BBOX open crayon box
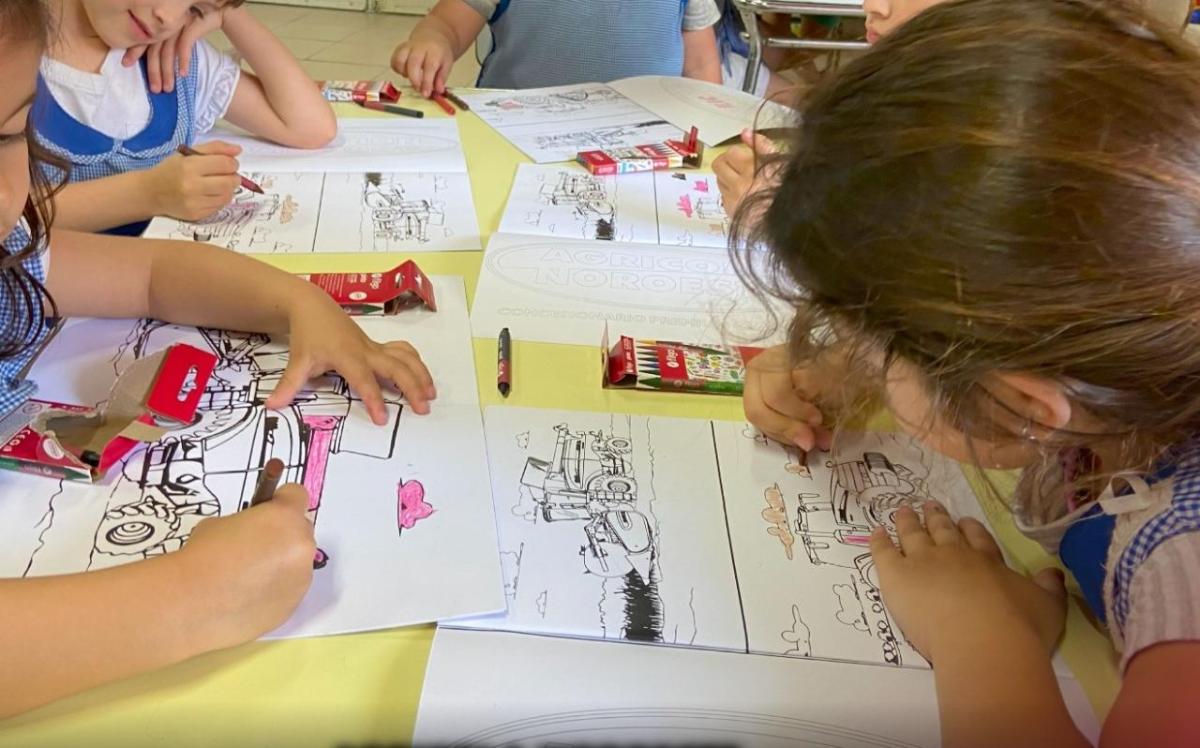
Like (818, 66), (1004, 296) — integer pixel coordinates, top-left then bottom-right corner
(601, 327), (764, 395)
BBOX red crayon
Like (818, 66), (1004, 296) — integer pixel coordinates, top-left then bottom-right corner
(176, 144), (264, 194)
(431, 92), (456, 116)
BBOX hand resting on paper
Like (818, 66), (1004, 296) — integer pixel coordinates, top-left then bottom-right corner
(267, 288), (437, 423)
(177, 483), (316, 647)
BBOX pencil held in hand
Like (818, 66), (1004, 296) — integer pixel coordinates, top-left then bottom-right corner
(176, 144), (264, 194)
(250, 458), (286, 507)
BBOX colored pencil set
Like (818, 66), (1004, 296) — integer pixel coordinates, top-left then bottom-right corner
(602, 330), (764, 395)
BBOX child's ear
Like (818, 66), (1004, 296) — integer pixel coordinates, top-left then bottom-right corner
(992, 372), (1073, 434)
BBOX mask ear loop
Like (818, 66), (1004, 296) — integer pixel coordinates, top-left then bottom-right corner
(1097, 472), (1156, 516)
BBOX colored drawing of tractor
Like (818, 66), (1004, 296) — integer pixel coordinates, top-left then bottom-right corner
(520, 424), (654, 580)
(793, 451), (931, 665)
(540, 172), (616, 241)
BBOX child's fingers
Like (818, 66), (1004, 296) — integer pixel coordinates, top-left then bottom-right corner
(266, 483), (313, 516)
(146, 42), (164, 93)
(762, 386), (823, 426)
(341, 364), (389, 426)
(371, 354), (430, 415)
(123, 46), (147, 66)
(958, 517), (1004, 563)
(868, 525), (902, 568)
(178, 36), (195, 78)
(382, 340), (436, 398)
(193, 154), (241, 177)
(265, 360), (315, 412)
(391, 45), (411, 75)
(405, 50), (428, 94)
(191, 140), (243, 158)
(922, 501), (962, 546)
(748, 132), (777, 156)
(158, 36), (177, 93)
(199, 174), (240, 199)
(893, 505), (932, 555)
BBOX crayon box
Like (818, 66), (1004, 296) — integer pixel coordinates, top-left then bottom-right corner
(303, 260), (437, 316)
(602, 329), (764, 395)
(577, 128), (704, 176)
(0, 344), (217, 482)
(320, 80), (401, 104)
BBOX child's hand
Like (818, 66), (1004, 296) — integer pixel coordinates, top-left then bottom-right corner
(145, 141), (243, 221)
(744, 344), (833, 451)
(391, 37), (454, 98)
(714, 129), (779, 216)
(870, 502), (1068, 663)
(176, 483), (315, 648)
(121, 8), (228, 94)
(266, 290), (436, 423)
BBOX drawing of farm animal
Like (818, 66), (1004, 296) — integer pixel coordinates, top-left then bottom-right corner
(540, 172), (616, 241)
(792, 451), (932, 665)
(93, 321), (405, 570)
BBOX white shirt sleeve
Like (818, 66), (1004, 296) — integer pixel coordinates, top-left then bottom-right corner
(1121, 531), (1200, 670)
(462, 0), (499, 20)
(684, 0), (722, 30)
(190, 39), (241, 135)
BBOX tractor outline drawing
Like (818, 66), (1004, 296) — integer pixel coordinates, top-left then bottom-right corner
(363, 180), (445, 243)
(540, 172), (616, 241)
(519, 424), (654, 580)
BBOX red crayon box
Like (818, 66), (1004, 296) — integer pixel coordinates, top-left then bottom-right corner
(303, 260), (437, 316)
(601, 327), (763, 395)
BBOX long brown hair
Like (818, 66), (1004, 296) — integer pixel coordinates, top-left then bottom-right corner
(2, 0), (58, 358)
(731, 0), (1200, 515)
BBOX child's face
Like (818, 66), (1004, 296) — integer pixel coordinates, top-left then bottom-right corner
(0, 41), (39, 245)
(77, 0), (222, 49)
(861, 0), (951, 43)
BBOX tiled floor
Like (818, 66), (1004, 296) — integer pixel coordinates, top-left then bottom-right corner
(215, 3), (481, 87)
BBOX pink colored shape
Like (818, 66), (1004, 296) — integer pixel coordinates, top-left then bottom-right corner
(301, 415), (341, 513)
(843, 534), (873, 546)
(693, 180), (710, 193)
(397, 479), (434, 531)
(676, 194), (695, 219)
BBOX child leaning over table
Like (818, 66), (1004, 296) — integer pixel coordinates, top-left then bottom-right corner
(0, 0), (435, 718)
(734, 0), (1199, 744)
(391, 0), (723, 96)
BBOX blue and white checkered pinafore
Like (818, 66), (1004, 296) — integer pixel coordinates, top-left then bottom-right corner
(31, 58), (200, 236)
(0, 222), (50, 419)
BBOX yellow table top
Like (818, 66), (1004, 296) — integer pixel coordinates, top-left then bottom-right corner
(0, 99), (1119, 745)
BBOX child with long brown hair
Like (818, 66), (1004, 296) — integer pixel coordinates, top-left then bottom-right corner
(735, 0), (1200, 744)
(0, 0), (434, 718)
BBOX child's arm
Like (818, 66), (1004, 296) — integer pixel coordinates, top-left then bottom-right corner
(49, 141), (242, 232)
(1104, 643), (1200, 746)
(391, 0), (486, 98)
(0, 484), (314, 719)
(48, 230), (436, 420)
(869, 505), (1090, 748)
(683, 25), (722, 84)
(215, 6), (337, 149)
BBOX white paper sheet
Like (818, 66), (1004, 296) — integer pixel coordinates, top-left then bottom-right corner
(455, 408), (1020, 671)
(499, 164), (729, 248)
(0, 278), (505, 639)
(142, 171), (481, 253)
(469, 232), (784, 346)
(460, 84), (681, 163)
(414, 629), (1101, 747)
(200, 118), (468, 172)
(611, 75), (798, 145)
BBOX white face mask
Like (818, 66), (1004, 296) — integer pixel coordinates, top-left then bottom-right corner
(1016, 472), (1169, 555)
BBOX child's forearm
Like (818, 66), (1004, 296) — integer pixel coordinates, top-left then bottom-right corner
(932, 626), (1090, 748)
(47, 230), (328, 334)
(221, 6), (337, 149)
(683, 27), (723, 84)
(0, 555), (212, 719)
(415, 5), (477, 61)
(48, 173), (158, 232)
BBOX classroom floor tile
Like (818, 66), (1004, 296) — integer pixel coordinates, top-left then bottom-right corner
(244, 2), (480, 84)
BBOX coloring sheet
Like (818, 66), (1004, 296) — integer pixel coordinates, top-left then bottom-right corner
(0, 278), (505, 638)
(499, 164), (729, 248)
(610, 75), (797, 145)
(455, 407), (992, 670)
(414, 629), (1101, 747)
(143, 171), (480, 253)
(201, 118), (468, 172)
(469, 233), (784, 346)
(460, 84), (682, 163)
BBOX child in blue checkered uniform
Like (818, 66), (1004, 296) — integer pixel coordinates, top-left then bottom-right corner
(0, 0), (435, 718)
(391, 0), (722, 96)
(32, 0), (336, 236)
(737, 0), (1199, 744)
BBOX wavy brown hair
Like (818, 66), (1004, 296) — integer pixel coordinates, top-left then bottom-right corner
(2, 0), (59, 358)
(731, 0), (1200, 517)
